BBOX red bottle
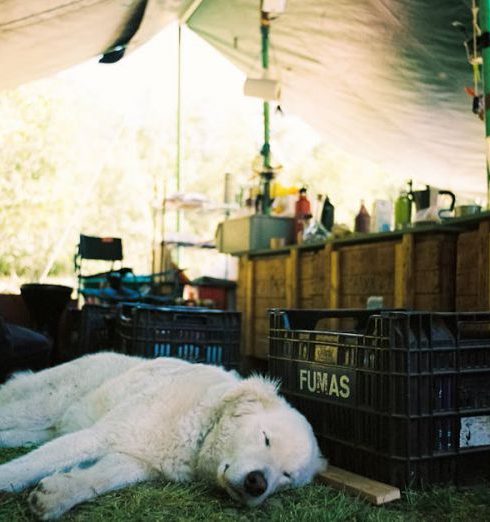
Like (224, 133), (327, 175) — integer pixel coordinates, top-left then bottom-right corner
(355, 200), (370, 233)
(294, 187), (312, 242)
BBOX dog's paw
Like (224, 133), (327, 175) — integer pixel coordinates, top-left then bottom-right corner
(28, 476), (74, 520)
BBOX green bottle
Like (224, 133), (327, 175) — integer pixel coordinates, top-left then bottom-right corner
(320, 195), (334, 231)
(395, 191), (412, 230)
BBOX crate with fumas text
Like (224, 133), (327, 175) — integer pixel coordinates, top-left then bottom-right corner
(268, 308), (490, 488)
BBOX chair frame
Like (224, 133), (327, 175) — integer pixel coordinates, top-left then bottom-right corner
(74, 235), (124, 299)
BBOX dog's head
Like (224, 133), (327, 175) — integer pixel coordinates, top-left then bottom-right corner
(208, 376), (326, 507)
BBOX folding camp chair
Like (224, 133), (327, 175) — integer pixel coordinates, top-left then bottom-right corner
(74, 234), (139, 303)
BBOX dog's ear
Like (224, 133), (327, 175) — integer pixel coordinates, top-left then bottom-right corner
(220, 376), (281, 417)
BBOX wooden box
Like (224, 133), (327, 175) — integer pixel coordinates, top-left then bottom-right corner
(237, 229), (458, 361)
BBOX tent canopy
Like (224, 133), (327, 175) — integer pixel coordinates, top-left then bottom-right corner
(0, 0), (197, 90)
(0, 0), (486, 198)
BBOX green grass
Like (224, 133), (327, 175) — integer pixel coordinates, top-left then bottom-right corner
(1, 448), (490, 521)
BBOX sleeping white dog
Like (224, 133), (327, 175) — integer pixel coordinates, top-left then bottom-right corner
(0, 352), (325, 519)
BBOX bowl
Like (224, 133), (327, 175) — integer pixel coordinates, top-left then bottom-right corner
(454, 205), (481, 218)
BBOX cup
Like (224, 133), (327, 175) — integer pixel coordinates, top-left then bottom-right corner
(270, 237), (286, 249)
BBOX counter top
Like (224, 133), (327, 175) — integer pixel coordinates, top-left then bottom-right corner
(238, 211), (490, 257)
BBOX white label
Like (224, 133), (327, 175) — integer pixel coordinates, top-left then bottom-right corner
(460, 415), (490, 448)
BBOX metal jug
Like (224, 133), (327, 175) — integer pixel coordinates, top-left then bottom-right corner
(410, 185), (456, 217)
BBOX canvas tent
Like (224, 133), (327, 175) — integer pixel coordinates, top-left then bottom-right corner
(0, 0), (486, 198)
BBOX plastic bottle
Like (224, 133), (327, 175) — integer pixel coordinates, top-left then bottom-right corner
(303, 195), (329, 243)
(394, 191), (412, 230)
(320, 195), (335, 232)
(354, 200), (370, 233)
(371, 199), (392, 232)
(294, 187), (312, 243)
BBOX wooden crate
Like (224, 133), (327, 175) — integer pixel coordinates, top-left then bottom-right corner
(412, 233), (456, 311)
(237, 253), (289, 359)
(298, 248), (328, 309)
(455, 220), (490, 311)
(336, 240), (397, 309)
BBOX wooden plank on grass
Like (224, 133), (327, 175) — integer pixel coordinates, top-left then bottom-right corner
(244, 256), (255, 357)
(317, 466), (400, 506)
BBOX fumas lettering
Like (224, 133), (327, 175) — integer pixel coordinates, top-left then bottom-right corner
(299, 369), (350, 399)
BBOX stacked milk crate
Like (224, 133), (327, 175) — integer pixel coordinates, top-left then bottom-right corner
(73, 303), (241, 371)
(269, 308), (490, 487)
(117, 303), (241, 370)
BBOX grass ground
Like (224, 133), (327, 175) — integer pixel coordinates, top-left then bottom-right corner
(1, 448), (490, 521)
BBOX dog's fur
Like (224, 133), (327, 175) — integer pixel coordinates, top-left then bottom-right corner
(0, 353), (325, 519)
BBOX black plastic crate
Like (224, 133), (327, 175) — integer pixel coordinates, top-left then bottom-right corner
(117, 303), (241, 370)
(76, 304), (118, 358)
(269, 308), (490, 487)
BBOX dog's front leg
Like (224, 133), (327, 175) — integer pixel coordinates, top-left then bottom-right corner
(28, 452), (154, 520)
(0, 427), (53, 447)
(0, 428), (104, 492)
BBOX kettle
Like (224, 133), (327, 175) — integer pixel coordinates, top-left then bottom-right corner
(410, 185), (456, 218)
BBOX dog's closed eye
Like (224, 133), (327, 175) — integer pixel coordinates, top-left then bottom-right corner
(283, 472), (291, 479)
(263, 432), (270, 447)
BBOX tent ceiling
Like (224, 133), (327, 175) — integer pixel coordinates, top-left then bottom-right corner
(0, 0), (194, 90)
(188, 0), (486, 198)
(0, 0), (486, 197)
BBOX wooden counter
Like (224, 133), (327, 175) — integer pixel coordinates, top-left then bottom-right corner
(236, 213), (490, 361)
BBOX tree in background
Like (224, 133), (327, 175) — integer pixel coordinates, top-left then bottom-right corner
(0, 64), (396, 291)
(0, 81), (168, 288)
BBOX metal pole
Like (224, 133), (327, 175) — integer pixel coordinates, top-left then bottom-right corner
(261, 12), (271, 170)
(176, 24), (182, 227)
(260, 11), (273, 214)
(480, 0), (490, 207)
(174, 24), (183, 264)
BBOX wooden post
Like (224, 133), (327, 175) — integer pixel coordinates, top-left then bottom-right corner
(244, 256), (255, 356)
(324, 243), (332, 307)
(487, 230), (490, 310)
(286, 248), (299, 308)
(394, 233), (414, 309)
(478, 220), (490, 310)
(330, 249), (340, 309)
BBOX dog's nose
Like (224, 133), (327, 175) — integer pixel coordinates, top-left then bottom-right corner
(243, 470), (267, 497)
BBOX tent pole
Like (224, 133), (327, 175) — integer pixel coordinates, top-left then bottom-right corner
(173, 23), (183, 265)
(176, 24), (182, 228)
(179, 0), (204, 24)
(481, 0), (490, 207)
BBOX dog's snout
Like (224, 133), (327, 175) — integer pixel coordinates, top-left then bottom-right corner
(243, 470), (267, 497)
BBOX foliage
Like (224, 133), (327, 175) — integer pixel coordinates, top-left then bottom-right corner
(0, 55), (399, 289)
(0, 81), (168, 286)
